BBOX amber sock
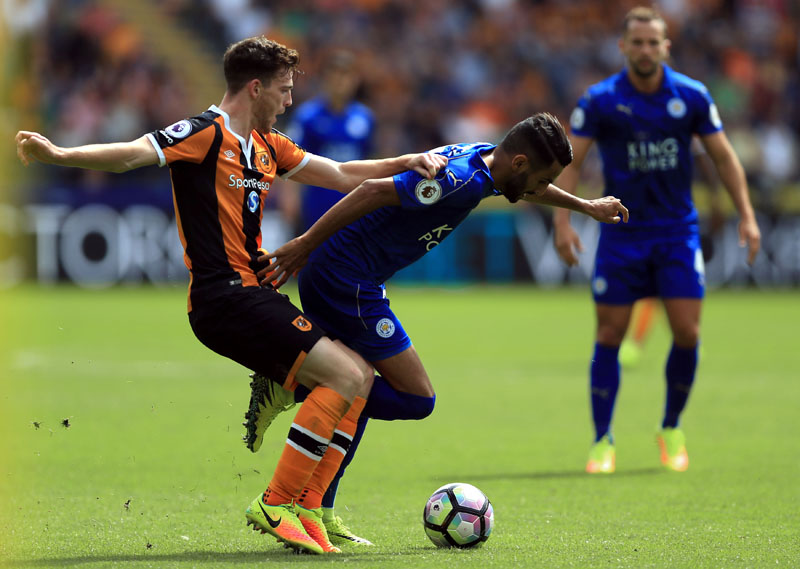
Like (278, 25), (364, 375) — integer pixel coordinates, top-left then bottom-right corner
(296, 396), (367, 509)
(265, 386), (351, 506)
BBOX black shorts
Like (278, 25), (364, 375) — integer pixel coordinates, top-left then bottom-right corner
(188, 285), (325, 389)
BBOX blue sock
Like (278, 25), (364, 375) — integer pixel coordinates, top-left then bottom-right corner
(662, 343), (698, 429)
(322, 414), (368, 509)
(296, 378), (435, 421)
(590, 343), (620, 442)
(362, 376), (435, 421)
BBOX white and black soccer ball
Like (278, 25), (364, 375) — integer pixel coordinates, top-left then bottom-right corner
(423, 482), (494, 548)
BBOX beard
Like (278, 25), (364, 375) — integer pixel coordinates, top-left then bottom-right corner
(630, 58), (659, 78)
(501, 171), (528, 203)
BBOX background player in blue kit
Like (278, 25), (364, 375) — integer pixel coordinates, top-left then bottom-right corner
(247, 113), (629, 544)
(551, 6), (761, 474)
(284, 50), (375, 232)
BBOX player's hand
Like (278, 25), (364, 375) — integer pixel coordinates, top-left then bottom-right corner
(406, 152), (448, 179)
(738, 216), (761, 265)
(257, 237), (312, 289)
(587, 196), (629, 225)
(553, 222), (584, 267)
(16, 130), (61, 166)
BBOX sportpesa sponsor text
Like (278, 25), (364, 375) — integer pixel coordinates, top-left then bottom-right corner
(229, 174), (270, 191)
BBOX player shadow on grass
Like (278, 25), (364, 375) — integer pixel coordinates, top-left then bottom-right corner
(438, 467), (662, 482)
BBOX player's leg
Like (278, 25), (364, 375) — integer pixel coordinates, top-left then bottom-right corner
(298, 264), (435, 542)
(318, 412), (372, 546)
(190, 286), (370, 553)
(188, 288), (327, 552)
(587, 231), (653, 473)
(657, 298), (700, 472)
(294, 345), (436, 548)
(292, 340), (373, 552)
(586, 302), (633, 474)
(654, 235), (704, 472)
(367, 345), (436, 416)
(246, 336), (368, 554)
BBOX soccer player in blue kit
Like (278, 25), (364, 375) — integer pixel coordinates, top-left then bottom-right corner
(248, 112), (629, 544)
(286, 50), (375, 231)
(552, 7), (761, 474)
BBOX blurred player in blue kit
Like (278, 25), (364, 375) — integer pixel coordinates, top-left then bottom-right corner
(618, 137), (725, 369)
(552, 6), (761, 474)
(283, 50), (375, 232)
(245, 113), (629, 544)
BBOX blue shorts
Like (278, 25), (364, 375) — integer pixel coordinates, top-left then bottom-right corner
(591, 230), (705, 304)
(298, 262), (411, 361)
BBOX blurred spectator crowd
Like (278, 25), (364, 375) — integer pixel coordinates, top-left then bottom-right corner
(6, 0), (800, 210)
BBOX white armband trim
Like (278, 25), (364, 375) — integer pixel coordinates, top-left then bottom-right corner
(145, 133), (166, 167)
(281, 153), (311, 180)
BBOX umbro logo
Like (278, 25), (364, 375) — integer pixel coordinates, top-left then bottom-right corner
(224, 150), (236, 160)
(258, 502), (281, 528)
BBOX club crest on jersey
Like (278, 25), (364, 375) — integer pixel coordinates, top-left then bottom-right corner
(592, 276), (608, 295)
(667, 98), (687, 119)
(292, 316), (313, 332)
(415, 179), (442, 205)
(256, 151), (270, 171)
(247, 191), (259, 212)
(570, 107), (585, 130)
(165, 120), (192, 139)
(376, 318), (395, 338)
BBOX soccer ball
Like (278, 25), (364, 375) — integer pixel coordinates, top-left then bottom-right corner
(423, 482), (494, 548)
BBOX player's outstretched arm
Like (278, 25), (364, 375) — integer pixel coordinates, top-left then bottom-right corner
(15, 131), (159, 173)
(259, 177), (400, 288)
(527, 185), (629, 225)
(700, 131), (761, 264)
(290, 152), (447, 192)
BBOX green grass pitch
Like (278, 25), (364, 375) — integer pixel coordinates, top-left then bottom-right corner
(1, 284), (798, 568)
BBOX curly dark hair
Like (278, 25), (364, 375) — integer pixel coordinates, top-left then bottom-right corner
(223, 36), (300, 93)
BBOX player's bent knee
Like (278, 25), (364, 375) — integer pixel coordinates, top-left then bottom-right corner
(404, 393), (435, 420)
(298, 337), (365, 399)
(363, 379), (436, 420)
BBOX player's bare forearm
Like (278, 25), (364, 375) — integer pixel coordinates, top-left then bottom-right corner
(703, 134), (760, 263)
(294, 152), (447, 193)
(716, 157), (756, 223)
(702, 131), (756, 222)
(526, 184), (629, 225)
(259, 178), (400, 287)
(15, 132), (158, 173)
(337, 153), (447, 189)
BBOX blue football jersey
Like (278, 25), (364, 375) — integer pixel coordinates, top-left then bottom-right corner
(309, 143), (499, 283)
(287, 97), (375, 230)
(569, 64), (723, 233)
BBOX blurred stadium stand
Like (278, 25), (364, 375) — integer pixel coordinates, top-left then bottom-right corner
(2, 0), (799, 287)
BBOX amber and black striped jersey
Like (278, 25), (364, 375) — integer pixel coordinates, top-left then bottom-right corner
(146, 105), (308, 311)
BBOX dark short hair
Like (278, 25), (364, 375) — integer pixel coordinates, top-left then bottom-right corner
(499, 113), (573, 169)
(623, 6), (667, 37)
(223, 36), (300, 93)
